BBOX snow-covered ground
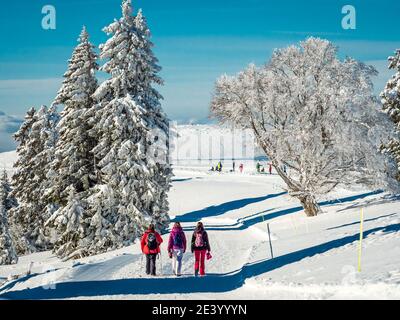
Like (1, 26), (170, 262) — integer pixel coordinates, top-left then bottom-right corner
(0, 154), (399, 300)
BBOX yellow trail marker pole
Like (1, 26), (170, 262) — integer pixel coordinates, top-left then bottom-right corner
(358, 207), (364, 272)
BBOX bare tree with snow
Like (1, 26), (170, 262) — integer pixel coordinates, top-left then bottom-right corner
(211, 38), (399, 216)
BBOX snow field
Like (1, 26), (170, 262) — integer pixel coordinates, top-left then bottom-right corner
(0, 166), (399, 299)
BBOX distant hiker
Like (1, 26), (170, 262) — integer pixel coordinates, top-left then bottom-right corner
(191, 222), (211, 277)
(232, 161), (236, 172)
(239, 163), (244, 173)
(141, 224), (163, 276)
(168, 222), (187, 276)
(256, 162), (261, 173)
(269, 163), (272, 175)
(283, 165), (287, 174)
(216, 161), (222, 172)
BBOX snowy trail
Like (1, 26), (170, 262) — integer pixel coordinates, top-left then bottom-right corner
(0, 169), (399, 299)
(65, 254), (139, 282)
(0, 170), (282, 297)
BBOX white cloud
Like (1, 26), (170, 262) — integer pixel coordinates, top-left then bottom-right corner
(0, 78), (62, 117)
(0, 111), (22, 152)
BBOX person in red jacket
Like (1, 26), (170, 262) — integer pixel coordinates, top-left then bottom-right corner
(141, 224), (163, 276)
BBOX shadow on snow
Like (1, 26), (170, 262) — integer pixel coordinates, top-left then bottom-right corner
(173, 192), (287, 223)
(327, 213), (397, 231)
(172, 178), (193, 183)
(190, 190), (383, 232)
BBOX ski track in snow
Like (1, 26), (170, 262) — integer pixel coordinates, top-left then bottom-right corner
(0, 166), (399, 299)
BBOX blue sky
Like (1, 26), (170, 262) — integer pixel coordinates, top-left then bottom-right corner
(1, 0), (400, 150)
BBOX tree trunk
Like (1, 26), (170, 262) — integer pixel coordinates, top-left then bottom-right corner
(298, 194), (321, 217)
(251, 128), (322, 217)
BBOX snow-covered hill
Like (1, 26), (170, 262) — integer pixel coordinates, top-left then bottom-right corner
(0, 151), (16, 175)
(0, 152), (399, 299)
(171, 124), (264, 163)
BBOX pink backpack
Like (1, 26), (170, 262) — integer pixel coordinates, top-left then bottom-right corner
(195, 231), (204, 247)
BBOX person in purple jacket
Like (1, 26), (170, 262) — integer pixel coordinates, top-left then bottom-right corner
(167, 222), (187, 276)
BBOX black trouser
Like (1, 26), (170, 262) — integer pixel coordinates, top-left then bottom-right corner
(146, 254), (157, 275)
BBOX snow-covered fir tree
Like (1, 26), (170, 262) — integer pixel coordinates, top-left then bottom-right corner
(45, 189), (89, 260)
(43, 0), (171, 260)
(0, 170), (17, 210)
(44, 27), (100, 259)
(211, 38), (399, 216)
(0, 203), (18, 265)
(10, 106), (59, 254)
(87, 0), (171, 254)
(0, 170), (18, 265)
(46, 26), (99, 206)
(9, 107), (37, 254)
(132, 6), (172, 230)
(380, 49), (400, 181)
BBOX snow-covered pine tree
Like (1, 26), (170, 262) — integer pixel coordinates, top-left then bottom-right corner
(8, 108), (36, 253)
(132, 7), (172, 230)
(44, 28), (100, 259)
(84, 0), (171, 257)
(45, 189), (89, 260)
(380, 49), (400, 181)
(0, 170), (18, 264)
(0, 170), (17, 210)
(10, 106), (59, 254)
(46, 26), (99, 206)
(0, 203), (18, 265)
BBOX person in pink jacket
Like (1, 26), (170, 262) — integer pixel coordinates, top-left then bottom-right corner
(167, 222), (187, 276)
